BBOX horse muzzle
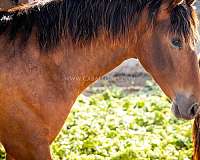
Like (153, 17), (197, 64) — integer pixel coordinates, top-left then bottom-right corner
(171, 94), (200, 120)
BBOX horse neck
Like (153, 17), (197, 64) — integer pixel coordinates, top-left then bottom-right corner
(55, 32), (138, 94)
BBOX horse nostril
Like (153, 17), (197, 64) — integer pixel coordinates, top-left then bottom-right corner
(189, 104), (199, 117)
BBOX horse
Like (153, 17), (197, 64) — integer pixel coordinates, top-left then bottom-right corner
(0, 0), (199, 159)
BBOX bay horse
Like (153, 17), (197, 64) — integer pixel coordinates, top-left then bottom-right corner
(0, 0), (199, 159)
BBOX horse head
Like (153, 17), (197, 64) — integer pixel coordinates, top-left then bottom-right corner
(137, 0), (200, 120)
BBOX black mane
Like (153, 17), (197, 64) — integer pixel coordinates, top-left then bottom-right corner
(0, 0), (197, 51)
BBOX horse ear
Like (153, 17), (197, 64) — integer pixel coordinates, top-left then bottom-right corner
(157, 1), (171, 21)
(159, 0), (184, 11)
(169, 0), (184, 8)
(186, 0), (196, 5)
(159, 0), (183, 12)
(166, 0), (195, 10)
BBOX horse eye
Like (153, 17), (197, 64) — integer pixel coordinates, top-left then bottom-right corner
(171, 38), (182, 49)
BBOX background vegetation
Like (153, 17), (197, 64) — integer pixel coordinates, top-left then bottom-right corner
(51, 81), (193, 160)
(0, 81), (194, 159)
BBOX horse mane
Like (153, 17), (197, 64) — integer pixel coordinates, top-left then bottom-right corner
(0, 0), (198, 51)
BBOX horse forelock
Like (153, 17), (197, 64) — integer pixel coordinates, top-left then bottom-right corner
(170, 0), (199, 45)
(0, 0), (198, 51)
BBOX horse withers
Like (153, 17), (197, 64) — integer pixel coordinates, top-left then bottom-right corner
(0, 0), (199, 159)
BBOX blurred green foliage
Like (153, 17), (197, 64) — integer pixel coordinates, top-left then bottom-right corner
(0, 81), (194, 159)
(51, 81), (193, 160)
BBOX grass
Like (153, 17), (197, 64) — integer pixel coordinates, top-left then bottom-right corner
(51, 81), (193, 160)
(0, 81), (194, 159)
